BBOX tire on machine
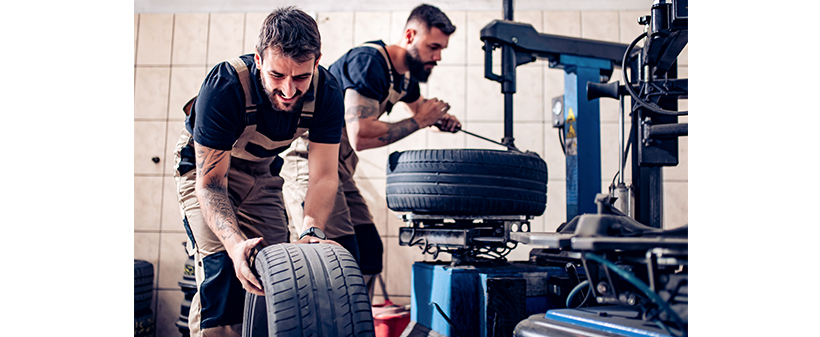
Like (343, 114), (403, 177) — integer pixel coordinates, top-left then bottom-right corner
(386, 149), (548, 216)
(242, 243), (375, 337)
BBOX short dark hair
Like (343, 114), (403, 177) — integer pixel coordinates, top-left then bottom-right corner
(256, 6), (321, 63)
(406, 4), (456, 35)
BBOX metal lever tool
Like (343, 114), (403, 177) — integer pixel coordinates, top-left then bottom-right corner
(434, 122), (521, 152)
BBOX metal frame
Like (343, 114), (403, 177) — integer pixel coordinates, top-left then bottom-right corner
(479, 14), (628, 221)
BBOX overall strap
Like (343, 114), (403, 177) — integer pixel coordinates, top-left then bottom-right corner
(360, 43), (410, 113)
(226, 57), (258, 125)
(296, 69), (321, 129)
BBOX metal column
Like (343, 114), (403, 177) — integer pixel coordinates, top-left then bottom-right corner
(556, 55), (610, 221)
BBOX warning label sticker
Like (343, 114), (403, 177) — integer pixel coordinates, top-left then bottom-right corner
(566, 138), (577, 156)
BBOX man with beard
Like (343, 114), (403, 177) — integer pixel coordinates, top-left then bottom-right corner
(172, 7), (350, 337)
(280, 3), (460, 300)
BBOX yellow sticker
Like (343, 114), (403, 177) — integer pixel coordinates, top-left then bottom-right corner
(567, 125), (576, 138)
(566, 108), (576, 122)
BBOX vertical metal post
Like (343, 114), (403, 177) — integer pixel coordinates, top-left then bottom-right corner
(501, 0), (516, 148)
(560, 55), (608, 220)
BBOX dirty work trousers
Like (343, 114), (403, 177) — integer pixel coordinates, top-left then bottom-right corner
(281, 127), (384, 292)
(173, 129), (288, 337)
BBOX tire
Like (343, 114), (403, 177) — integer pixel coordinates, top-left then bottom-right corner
(242, 243), (375, 337)
(177, 254), (196, 337)
(135, 260), (154, 279)
(135, 308), (156, 337)
(176, 297), (192, 336)
(135, 260), (154, 312)
(386, 149), (548, 216)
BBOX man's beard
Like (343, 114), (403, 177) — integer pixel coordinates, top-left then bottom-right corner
(261, 77), (305, 113)
(405, 46), (436, 83)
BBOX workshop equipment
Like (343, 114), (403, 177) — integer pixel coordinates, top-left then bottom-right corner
(479, 5), (628, 221)
(434, 122), (520, 152)
(402, 0), (688, 336)
(623, 0), (688, 228)
(411, 261), (570, 337)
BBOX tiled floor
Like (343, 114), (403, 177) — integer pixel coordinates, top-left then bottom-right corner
(134, 8), (687, 336)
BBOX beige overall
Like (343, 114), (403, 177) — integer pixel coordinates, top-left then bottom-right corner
(173, 57), (319, 337)
(280, 43), (410, 284)
(281, 43), (410, 237)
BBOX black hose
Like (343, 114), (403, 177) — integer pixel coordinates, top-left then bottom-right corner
(622, 33), (687, 116)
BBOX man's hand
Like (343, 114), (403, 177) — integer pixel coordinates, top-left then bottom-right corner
(294, 235), (343, 247)
(413, 98), (451, 128)
(435, 113), (461, 132)
(226, 237), (265, 296)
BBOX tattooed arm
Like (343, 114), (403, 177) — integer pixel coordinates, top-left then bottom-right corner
(193, 141), (264, 296)
(344, 89), (454, 151)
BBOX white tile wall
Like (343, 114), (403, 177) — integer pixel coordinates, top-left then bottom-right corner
(439, 11), (466, 66)
(134, 14), (139, 63)
(544, 11), (581, 37)
(158, 233), (191, 288)
(134, 67), (171, 119)
(164, 120), (186, 174)
(134, 232), (161, 270)
(619, 11), (647, 43)
(134, 121), (168, 174)
(168, 67), (208, 119)
(389, 11), (411, 44)
(207, 13), (245, 68)
(513, 63), (545, 123)
(161, 176), (184, 232)
(581, 11), (619, 42)
(354, 144), (389, 180)
(354, 12), (392, 47)
(466, 11), (501, 65)
(135, 176), (163, 231)
(136, 13), (173, 65)
(244, 12), (269, 54)
(464, 121), (506, 150)
(514, 121), (545, 155)
(663, 181), (688, 228)
(465, 64), (504, 122)
(427, 65), (466, 123)
(171, 13), (209, 65)
(317, 12), (354, 68)
(545, 180), (568, 230)
(356, 177), (389, 237)
(134, 8), (686, 334)
(156, 289), (184, 337)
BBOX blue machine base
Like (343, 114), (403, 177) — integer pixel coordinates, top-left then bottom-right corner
(410, 261), (567, 337)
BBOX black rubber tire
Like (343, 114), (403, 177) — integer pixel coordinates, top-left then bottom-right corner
(135, 260), (154, 312)
(135, 309), (156, 337)
(135, 260), (154, 279)
(177, 254), (196, 337)
(386, 149), (548, 215)
(242, 243), (375, 337)
(176, 297), (192, 335)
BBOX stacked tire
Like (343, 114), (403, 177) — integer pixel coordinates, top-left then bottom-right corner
(386, 149), (549, 216)
(176, 252), (197, 337)
(134, 260), (156, 337)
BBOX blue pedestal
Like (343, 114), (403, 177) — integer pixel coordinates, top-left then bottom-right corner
(410, 261), (567, 337)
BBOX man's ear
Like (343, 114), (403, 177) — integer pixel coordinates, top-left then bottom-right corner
(254, 47), (262, 68)
(314, 54), (322, 69)
(404, 27), (416, 45)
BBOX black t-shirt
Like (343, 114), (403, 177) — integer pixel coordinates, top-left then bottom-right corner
(328, 40), (421, 113)
(186, 54), (344, 152)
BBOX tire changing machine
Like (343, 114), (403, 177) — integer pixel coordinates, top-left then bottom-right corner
(398, 1), (687, 336)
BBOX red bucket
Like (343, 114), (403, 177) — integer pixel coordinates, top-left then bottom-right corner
(372, 300), (410, 337)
